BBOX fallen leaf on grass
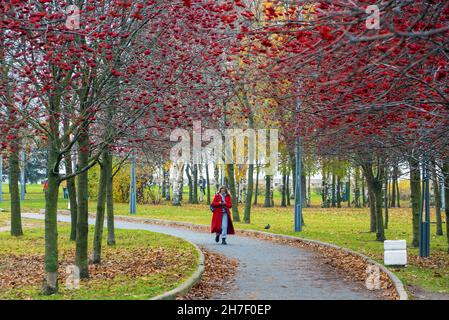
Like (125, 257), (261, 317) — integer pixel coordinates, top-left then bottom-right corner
(0, 247), (192, 290)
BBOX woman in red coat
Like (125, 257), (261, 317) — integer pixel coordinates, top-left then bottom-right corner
(211, 186), (235, 245)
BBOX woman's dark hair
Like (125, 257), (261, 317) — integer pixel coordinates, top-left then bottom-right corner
(218, 186), (230, 195)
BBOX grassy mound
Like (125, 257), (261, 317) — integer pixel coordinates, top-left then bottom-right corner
(0, 218), (198, 300)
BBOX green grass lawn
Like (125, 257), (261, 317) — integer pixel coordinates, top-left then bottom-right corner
(0, 215), (199, 300)
(1, 184), (448, 297)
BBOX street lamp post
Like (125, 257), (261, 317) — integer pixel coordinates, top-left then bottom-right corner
(294, 5), (304, 233)
(419, 158), (430, 257)
(130, 154), (137, 214)
(294, 136), (303, 232)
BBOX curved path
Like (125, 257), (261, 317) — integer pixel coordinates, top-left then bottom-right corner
(23, 213), (383, 300)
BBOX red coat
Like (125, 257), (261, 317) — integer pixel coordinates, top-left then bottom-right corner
(210, 193), (235, 235)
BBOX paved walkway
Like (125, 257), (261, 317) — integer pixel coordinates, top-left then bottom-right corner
(22, 213), (383, 300)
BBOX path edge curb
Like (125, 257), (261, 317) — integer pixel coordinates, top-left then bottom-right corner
(150, 240), (205, 300)
(247, 230), (409, 301)
(36, 210), (408, 300)
(113, 214), (408, 301)
(34, 211), (205, 301)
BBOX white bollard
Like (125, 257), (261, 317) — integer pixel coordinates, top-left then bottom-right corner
(384, 240), (407, 266)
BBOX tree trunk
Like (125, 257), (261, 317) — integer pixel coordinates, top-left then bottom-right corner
(391, 166), (397, 208)
(264, 175), (272, 207)
(431, 160), (443, 236)
(354, 167), (361, 208)
(244, 104), (255, 223)
(9, 145), (23, 237)
(75, 127), (90, 279)
(387, 175), (391, 208)
(374, 181), (386, 241)
(409, 157), (421, 248)
(368, 189), (377, 232)
(336, 176), (342, 208)
(363, 163), (385, 241)
(205, 163), (211, 205)
(286, 170), (291, 206)
(165, 169), (171, 201)
(172, 163), (183, 206)
(384, 176), (389, 229)
(281, 167), (287, 207)
(161, 167), (167, 199)
(322, 169), (328, 208)
(442, 159), (449, 253)
(331, 173), (336, 207)
(65, 155), (78, 242)
(192, 164), (198, 204)
(63, 117), (77, 241)
(236, 182), (240, 203)
(106, 152), (115, 245)
(226, 164), (240, 221)
(307, 170), (311, 207)
(186, 164), (193, 204)
(42, 142), (60, 295)
(93, 152), (107, 264)
(243, 163), (254, 223)
(362, 177), (367, 207)
(301, 170), (307, 206)
(254, 164), (260, 205)
(362, 165), (377, 233)
(347, 171), (351, 208)
(214, 164), (220, 193)
(290, 153), (297, 200)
